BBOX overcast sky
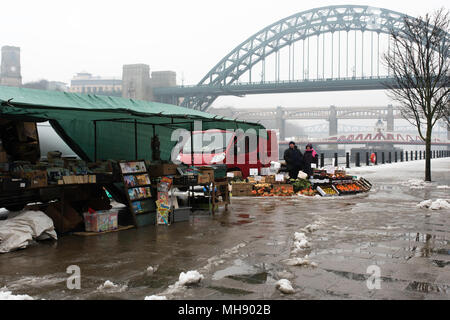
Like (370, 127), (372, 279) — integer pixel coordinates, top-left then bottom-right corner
(1, 0), (448, 110)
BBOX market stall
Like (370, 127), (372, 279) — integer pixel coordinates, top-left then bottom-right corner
(0, 85), (256, 233)
(230, 165), (372, 198)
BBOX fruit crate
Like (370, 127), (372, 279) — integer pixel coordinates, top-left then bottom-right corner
(316, 185), (339, 197)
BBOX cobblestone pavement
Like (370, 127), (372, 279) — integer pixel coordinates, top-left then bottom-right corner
(1, 158), (449, 300)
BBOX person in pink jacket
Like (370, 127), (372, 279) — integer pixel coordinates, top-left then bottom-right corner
(302, 143), (318, 177)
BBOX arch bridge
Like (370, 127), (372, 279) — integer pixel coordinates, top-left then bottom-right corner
(154, 5), (450, 111)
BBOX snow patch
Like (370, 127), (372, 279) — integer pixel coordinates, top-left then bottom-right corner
(146, 265), (158, 274)
(283, 256), (318, 267)
(145, 295), (167, 300)
(275, 279), (295, 294)
(0, 287), (34, 300)
(437, 185), (450, 189)
(97, 280), (128, 292)
(401, 179), (433, 189)
(178, 270), (204, 286)
(417, 199), (450, 210)
(301, 223), (320, 233)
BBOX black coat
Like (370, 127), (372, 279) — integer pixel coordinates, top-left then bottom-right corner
(302, 150), (318, 176)
(284, 147), (303, 170)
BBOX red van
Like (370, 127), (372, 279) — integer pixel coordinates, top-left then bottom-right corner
(177, 129), (278, 178)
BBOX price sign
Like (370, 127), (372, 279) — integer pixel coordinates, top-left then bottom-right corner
(275, 174), (284, 182)
(249, 168), (259, 176)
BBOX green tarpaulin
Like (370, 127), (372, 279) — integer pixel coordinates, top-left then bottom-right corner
(0, 85), (265, 162)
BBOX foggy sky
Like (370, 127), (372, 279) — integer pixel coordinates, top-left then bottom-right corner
(1, 0), (448, 110)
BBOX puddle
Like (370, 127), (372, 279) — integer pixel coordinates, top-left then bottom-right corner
(208, 286), (254, 295)
(212, 259), (269, 285)
(406, 281), (449, 294)
(324, 269), (368, 281)
(432, 260), (450, 268)
(227, 272), (268, 284)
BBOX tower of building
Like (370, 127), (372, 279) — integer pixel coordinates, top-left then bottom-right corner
(0, 46), (22, 87)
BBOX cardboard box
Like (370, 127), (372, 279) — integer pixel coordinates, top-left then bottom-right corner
(22, 170), (48, 188)
(264, 175), (276, 184)
(2, 178), (28, 191)
(198, 167), (214, 182)
(45, 202), (83, 233)
(197, 173), (211, 184)
(149, 163), (177, 177)
(0, 151), (8, 163)
(232, 183), (253, 196)
(228, 170), (243, 178)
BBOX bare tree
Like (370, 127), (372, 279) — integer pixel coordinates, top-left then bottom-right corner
(383, 8), (450, 181)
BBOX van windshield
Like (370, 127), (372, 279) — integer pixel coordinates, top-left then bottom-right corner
(182, 132), (233, 153)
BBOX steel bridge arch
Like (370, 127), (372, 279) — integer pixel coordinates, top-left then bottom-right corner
(182, 5), (449, 111)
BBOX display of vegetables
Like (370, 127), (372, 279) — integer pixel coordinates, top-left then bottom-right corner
(252, 184), (294, 196)
(299, 187), (316, 196)
(289, 179), (311, 193)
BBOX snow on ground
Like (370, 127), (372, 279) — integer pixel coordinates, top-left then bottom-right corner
(177, 270), (204, 286)
(275, 279), (295, 294)
(0, 287), (34, 300)
(144, 295), (167, 300)
(301, 223), (320, 233)
(283, 256), (318, 267)
(146, 265), (158, 274)
(96, 280), (128, 293)
(417, 199), (450, 210)
(437, 185), (450, 189)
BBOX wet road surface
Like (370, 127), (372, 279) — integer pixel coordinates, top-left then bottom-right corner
(1, 158), (449, 300)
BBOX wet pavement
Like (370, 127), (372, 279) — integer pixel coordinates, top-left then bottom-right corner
(1, 158), (449, 300)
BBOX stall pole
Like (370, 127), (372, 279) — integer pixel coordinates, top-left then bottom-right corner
(346, 152), (350, 168)
(406, 151), (408, 161)
(94, 120), (97, 162)
(320, 153), (324, 168)
(388, 152), (392, 163)
(415, 151), (418, 160)
(394, 152), (398, 163)
(400, 151), (403, 162)
(334, 153), (338, 167)
(356, 152), (360, 167)
(366, 152), (369, 166)
(190, 122), (194, 166)
(375, 152), (378, 165)
(419, 150), (422, 160)
(134, 120), (138, 159)
(382, 152), (385, 164)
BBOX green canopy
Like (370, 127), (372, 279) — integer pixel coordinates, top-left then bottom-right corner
(0, 85), (266, 162)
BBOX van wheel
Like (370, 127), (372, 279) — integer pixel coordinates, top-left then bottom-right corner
(4, 204), (25, 212)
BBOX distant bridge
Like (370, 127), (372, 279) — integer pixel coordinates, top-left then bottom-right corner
(210, 105), (401, 139)
(281, 132), (450, 146)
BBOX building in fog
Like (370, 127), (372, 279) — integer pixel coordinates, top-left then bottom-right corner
(69, 72), (122, 96)
(0, 46), (22, 87)
(121, 65), (177, 102)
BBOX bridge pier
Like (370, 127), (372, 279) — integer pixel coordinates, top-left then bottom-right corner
(387, 104), (394, 131)
(276, 106), (286, 141)
(329, 105), (338, 136)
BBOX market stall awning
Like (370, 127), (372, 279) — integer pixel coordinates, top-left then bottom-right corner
(0, 85), (266, 162)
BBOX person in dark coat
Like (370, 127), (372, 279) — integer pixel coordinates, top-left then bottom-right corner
(283, 141), (303, 180)
(302, 143), (318, 177)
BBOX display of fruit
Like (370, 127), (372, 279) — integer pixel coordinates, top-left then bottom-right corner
(335, 183), (362, 192)
(321, 186), (338, 195)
